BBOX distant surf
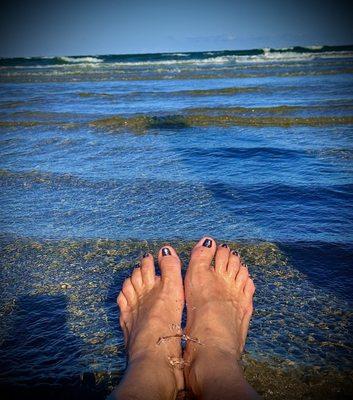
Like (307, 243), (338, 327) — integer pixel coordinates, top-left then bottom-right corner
(1, 44), (353, 67)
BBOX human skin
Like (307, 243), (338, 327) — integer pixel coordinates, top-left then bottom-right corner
(113, 237), (260, 400)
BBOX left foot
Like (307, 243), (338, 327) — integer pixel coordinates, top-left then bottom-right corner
(117, 246), (185, 396)
(183, 237), (257, 397)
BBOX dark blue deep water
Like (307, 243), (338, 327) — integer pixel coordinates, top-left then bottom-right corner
(0, 46), (353, 398)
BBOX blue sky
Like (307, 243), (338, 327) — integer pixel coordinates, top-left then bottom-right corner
(1, 0), (352, 57)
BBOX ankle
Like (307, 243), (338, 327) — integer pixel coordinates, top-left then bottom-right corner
(116, 353), (180, 399)
(185, 347), (242, 393)
(184, 327), (242, 360)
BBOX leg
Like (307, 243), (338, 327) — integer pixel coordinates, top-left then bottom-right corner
(184, 237), (261, 399)
(112, 247), (184, 400)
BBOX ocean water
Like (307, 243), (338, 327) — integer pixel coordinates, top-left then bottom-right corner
(0, 45), (353, 398)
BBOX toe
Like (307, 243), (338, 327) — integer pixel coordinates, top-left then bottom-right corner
(234, 265), (249, 291)
(214, 243), (230, 273)
(158, 245), (182, 285)
(117, 292), (129, 339)
(240, 307), (253, 350)
(227, 250), (241, 277)
(244, 277), (256, 300)
(116, 292), (129, 335)
(131, 266), (143, 293)
(122, 277), (137, 306)
(140, 252), (156, 288)
(241, 279), (255, 334)
(189, 236), (217, 271)
(117, 291), (128, 311)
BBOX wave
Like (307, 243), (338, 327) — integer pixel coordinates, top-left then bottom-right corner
(185, 103), (353, 114)
(161, 52), (189, 57)
(304, 45), (324, 50)
(176, 86), (261, 96)
(1, 66), (352, 83)
(3, 104), (353, 130)
(0, 168), (111, 189)
(89, 114), (353, 132)
(1, 44), (352, 67)
(57, 56), (103, 64)
(2, 168), (352, 203)
(186, 146), (303, 159)
(5, 109), (351, 130)
(0, 114), (296, 131)
(62, 51), (353, 67)
(185, 146), (353, 161)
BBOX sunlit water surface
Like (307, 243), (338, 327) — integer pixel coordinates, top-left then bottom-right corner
(0, 47), (353, 398)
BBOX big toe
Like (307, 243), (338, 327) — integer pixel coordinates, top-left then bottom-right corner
(189, 236), (217, 272)
(157, 245), (183, 287)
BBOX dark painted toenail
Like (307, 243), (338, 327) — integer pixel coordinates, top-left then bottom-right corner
(202, 239), (212, 248)
(134, 263), (141, 268)
(143, 253), (149, 258)
(162, 247), (171, 256)
(221, 243), (228, 248)
(232, 250), (239, 256)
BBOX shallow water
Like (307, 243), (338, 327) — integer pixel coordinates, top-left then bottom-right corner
(0, 46), (353, 398)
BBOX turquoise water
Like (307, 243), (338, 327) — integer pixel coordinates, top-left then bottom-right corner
(0, 46), (353, 397)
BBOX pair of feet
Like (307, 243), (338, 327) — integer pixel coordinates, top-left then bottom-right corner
(114, 237), (259, 400)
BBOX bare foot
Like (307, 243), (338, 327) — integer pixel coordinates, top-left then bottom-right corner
(114, 246), (184, 399)
(184, 237), (259, 399)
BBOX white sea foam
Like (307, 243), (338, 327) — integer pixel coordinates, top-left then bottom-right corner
(272, 45), (324, 52)
(305, 45), (324, 50)
(236, 51), (316, 63)
(59, 56), (103, 63)
(103, 51), (353, 67)
(162, 53), (189, 57)
(101, 56), (236, 67)
(3, 49), (352, 71)
(232, 50), (353, 64)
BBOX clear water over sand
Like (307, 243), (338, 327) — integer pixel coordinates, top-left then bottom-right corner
(0, 46), (353, 398)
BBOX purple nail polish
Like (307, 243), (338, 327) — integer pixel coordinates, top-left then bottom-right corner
(162, 247), (171, 256)
(221, 244), (228, 248)
(232, 250), (239, 256)
(143, 253), (149, 258)
(202, 239), (212, 248)
(134, 263), (141, 268)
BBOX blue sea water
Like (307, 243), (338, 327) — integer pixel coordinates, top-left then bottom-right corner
(0, 46), (353, 396)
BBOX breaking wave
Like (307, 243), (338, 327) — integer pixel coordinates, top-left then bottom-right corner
(57, 56), (103, 64)
(1, 45), (352, 68)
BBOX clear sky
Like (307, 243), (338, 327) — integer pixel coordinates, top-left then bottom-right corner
(1, 0), (352, 57)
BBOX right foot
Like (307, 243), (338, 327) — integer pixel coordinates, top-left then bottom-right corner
(116, 246), (185, 397)
(184, 237), (256, 397)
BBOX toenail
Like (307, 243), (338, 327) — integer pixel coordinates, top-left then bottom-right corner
(134, 262), (141, 268)
(202, 239), (212, 248)
(143, 252), (149, 258)
(232, 250), (239, 256)
(221, 243), (228, 248)
(162, 247), (171, 256)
